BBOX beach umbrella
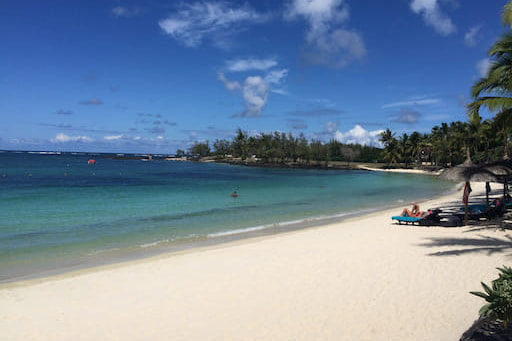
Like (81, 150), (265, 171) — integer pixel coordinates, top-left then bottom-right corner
(479, 160), (512, 178)
(438, 159), (500, 224)
(438, 160), (476, 225)
(438, 159), (477, 182)
(438, 159), (503, 183)
(473, 160), (512, 199)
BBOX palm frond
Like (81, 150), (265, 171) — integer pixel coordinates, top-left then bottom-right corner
(471, 62), (512, 98)
(469, 96), (512, 114)
(489, 32), (512, 56)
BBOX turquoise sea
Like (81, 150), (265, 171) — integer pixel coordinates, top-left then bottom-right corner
(0, 151), (454, 282)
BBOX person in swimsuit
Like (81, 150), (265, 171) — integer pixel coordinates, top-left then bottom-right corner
(401, 203), (426, 218)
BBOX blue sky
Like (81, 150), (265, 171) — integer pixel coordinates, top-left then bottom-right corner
(0, 0), (507, 153)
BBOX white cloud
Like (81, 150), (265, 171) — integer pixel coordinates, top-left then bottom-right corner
(241, 76), (269, 117)
(51, 133), (93, 143)
(159, 2), (267, 49)
(381, 98), (440, 109)
(334, 125), (384, 147)
(410, 0), (456, 36)
(284, 0), (366, 68)
(285, 0), (350, 28)
(464, 25), (481, 47)
(218, 68), (288, 117)
(476, 58), (491, 78)
(226, 58), (278, 72)
(218, 72), (242, 91)
(264, 69), (288, 85)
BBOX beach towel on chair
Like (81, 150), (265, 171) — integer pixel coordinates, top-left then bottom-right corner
(391, 216), (422, 224)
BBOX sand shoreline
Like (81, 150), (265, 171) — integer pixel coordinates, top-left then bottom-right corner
(357, 165), (442, 175)
(1, 182), (510, 340)
(0, 183), (449, 285)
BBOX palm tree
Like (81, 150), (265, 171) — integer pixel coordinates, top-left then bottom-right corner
(469, 1), (512, 160)
(380, 129), (400, 166)
(466, 109), (483, 162)
(379, 129), (394, 147)
(478, 119), (494, 163)
(398, 133), (410, 166)
(493, 109), (512, 159)
(382, 138), (400, 165)
(408, 132), (423, 167)
(233, 128), (248, 159)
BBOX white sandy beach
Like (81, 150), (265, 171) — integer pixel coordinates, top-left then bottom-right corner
(1, 182), (511, 341)
(358, 165), (441, 175)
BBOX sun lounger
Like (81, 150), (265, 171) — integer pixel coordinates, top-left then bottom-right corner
(392, 209), (442, 226)
(457, 200), (505, 221)
(391, 216), (423, 224)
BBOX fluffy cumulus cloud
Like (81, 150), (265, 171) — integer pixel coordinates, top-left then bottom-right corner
(241, 76), (269, 117)
(51, 133), (93, 143)
(334, 125), (383, 147)
(284, 0), (366, 68)
(218, 58), (288, 117)
(159, 2), (267, 49)
(410, 0), (456, 36)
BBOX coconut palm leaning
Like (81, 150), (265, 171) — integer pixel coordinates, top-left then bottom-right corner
(469, 1), (512, 160)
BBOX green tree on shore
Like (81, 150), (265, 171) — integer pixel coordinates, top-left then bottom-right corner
(469, 1), (512, 160)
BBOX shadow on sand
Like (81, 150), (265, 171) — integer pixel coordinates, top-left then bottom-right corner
(420, 234), (512, 256)
(418, 188), (512, 256)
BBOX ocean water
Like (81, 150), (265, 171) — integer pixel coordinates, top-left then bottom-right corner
(0, 151), (453, 281)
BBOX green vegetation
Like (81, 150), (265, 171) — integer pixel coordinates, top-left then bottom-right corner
(188, 129), (382, 164)
(378, 118), (506, 168)
(186, 116), (506, 168)
(187, 2), (511, 169)
(471, 267), (512, 327)
(466, 2), (512, 332)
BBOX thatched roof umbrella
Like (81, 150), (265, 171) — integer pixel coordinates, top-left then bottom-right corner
(438, 160), (500, 224)
(477, 159), (512, 178)
(471, 159), (512, 201)
(438, 159), (479, 181)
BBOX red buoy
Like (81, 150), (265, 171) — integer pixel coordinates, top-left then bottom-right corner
(88, 159), (96, 165)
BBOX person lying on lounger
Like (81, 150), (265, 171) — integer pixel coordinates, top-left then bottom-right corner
(401, 203), (427, 218)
